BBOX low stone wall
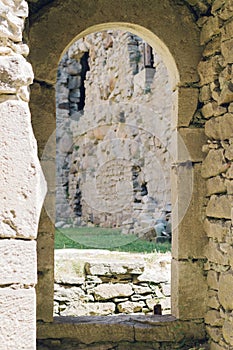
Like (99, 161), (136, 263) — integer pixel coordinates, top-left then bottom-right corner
(54, 250), (171, 317)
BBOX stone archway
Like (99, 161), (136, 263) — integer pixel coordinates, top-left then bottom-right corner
(29, 0), (208, 340)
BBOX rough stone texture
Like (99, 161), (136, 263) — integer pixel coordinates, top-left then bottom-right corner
(0, 239), (36, 285)
(172, 163), (208, 259)
(171, 259), (208, 320)
(0, 1), (46, 349)
(218, 271), (233, 311)
(206, 176), (226, 195)
(53, 249), (171, 317)
(206, 195), (232, 219)
(222, 317), (233, 346)
(37, 315), (206, 348)
(205, 114), (233, 140)
(178, 127), (207, 162)
(0, 0), (228, 348)
(29, 4), (211, 346)
(28, 0), (201, 85)
(56, 31), (174, 233)
(0, 99), (46, 239)
(0, 54), (33, 94)
(201, 149), (228, 179)
(93, 284), (134, 301)
(199, 2), (233, 348)
(0, 288), (35, 350)
(0, 0), (28, 42)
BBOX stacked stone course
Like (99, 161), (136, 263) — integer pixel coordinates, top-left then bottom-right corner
(53, 250), (171, 317)
(197, 1), (233, 348)
(1, 0), (233, 349)
(0, 0), (46, 349)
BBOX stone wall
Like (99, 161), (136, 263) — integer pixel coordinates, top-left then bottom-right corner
(197, 1), (233, 348)
(56, 30), (173, 236)
(0, 0), (46, 349)
(0, 0), (227, 348)
(54, 250), (171, 317)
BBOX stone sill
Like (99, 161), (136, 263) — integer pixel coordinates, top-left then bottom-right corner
(37, 315), (206, 344)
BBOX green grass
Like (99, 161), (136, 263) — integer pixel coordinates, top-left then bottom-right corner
(55, 227), (171, 253)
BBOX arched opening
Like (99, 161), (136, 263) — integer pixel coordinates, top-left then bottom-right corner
(54, 29), (175, 317)
(29, 2), (208, 345)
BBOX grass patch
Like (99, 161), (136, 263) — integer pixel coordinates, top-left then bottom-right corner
(55, 227), (171, 253)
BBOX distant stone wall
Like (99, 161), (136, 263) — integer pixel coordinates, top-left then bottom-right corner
(56, 30), (173, 236)
(53, 250), (171, 317)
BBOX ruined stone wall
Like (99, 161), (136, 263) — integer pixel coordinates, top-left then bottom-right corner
(56, 31), (173, 235)
(196, 1), (233, 348)
(0, 0), (46, 349)
(54, 250), (171, 317)
(10, 0), (231, 348)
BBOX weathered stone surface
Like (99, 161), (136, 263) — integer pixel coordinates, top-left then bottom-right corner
(134, 317), (206, 343)
(0, 288), (35, 350)
(225, 142), (233, 160)
(0, 1), (28, 42)
(0, 54), (33, 94)
(29, 0), (201, 86)
(207, 270), (219, 290)
(205, 310), (224, 326)
(36, 267), (54, 322)
(198, 56), (222, 86)
(178, 88), (199, 127)
(221, 39), (233, 63)
(117, 301), (144, 313)
(37, 315), (135, 343)
(202, 101), (226, 118)
(205, 114), (233, 140)
(223, 317), (233, 345)
(218, 271), (233, 310)
(85, 261), (144, 276)
(172, 163), (208, 259)
(172, 259), (207, 320)
(219, 82), (233, 105)
(37, 315), (206, 345)
(204, 218), (231, 241)
(60, 302), (116, 317)
(178, 127), (207, 162)
(161, 283), (171, 296)
(206, 240), (229, 265)
(226, 163), (233, 179)
(41, 159), (56, 192)
(54, 285), (86, 302)
(206, 326), (222, 343)
(206, 195), (232, 219)
(133, 285), (151, 295)
(0, 99), (46, 239)
(226, 179), (233, 194)
(93, 283), (133, 301)
(200, 16), (220, 45)
(219, 0), (233, 20)
(136, 266), (170, 284)
(203, 36), (221, 57)
(206, 176), (226, 195)
(0, 239), (36, 285)
(202, 149), (228, 178)
(30, 83), (56, 158)
(209, 341), (226, 350)
(221, 19), (233, 42)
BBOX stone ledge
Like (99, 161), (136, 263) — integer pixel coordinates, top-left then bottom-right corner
(37, 316), (206, 344)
